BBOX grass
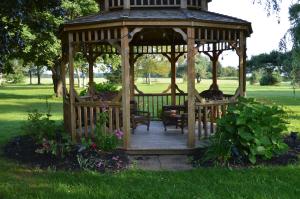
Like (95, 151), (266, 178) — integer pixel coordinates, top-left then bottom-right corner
(0, 79), (300, 199)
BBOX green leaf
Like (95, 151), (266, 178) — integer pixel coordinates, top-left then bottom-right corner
(249, 155), (257, 164)
(256, 146), (266, 154)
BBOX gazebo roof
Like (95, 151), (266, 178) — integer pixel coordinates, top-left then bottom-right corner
(64, 9), (252, 34)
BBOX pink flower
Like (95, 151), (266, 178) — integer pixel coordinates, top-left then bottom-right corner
(91, 143), (97, 149)
(115, 130), (124, 140)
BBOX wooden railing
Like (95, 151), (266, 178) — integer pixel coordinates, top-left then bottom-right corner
(109, 0), (124, 9)
(130, 0), (181, 8)
(187, 0), (202, 9)
(134, 93), (188, 120)
(195, 99), (236, 138)
(74, 101), (121, 138)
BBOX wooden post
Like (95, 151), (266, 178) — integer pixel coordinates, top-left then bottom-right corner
(171, 44), (176, 105)
(121, 27), (131, 149)
(87, 49), (97, 95)
(68, 33), (76, 141)
(181, 0), (187, 8)
(104, 0), (109, 11)
(187, 27), (195, 148)
(129, 47), (135, 100)
(201, 0), (208, 10)
(239, 31), (246, 97)
(124, 0), (130, 9)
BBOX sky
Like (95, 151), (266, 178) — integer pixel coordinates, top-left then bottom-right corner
(208, 0), (295, 67)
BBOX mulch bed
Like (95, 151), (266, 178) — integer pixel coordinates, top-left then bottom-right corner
(191, 134), (300, 168)
(3, 135), (129, 172)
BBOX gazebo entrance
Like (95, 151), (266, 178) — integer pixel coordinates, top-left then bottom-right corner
(61, 0), (252, 153)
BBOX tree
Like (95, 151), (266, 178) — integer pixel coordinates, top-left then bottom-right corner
(0, 0), (99, 96)
(247, 51), (292, 76)
(221, 66), (238, 77)
(136, 55), (170, 84)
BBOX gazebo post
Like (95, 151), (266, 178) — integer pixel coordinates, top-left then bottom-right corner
(170, 44), (176, 105)
(129, 47), (135, 100)
(88, 53), (95, 95)
(68, 33), (76, 141)
(187, 27), (196, 148)
(239, 31), (246, 97)
(121, 27), (131, 149)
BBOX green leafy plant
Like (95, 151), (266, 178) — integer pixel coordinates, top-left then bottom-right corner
(260, 72), (282, 86)
(93, 111), (123, 152)
(207, 97), (288, 165)
(80, 82), (118, 96)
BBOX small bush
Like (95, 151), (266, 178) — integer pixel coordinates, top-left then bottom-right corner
(207, 97), (288, 165)
(260, 72), (282, 86)
(80, 82), (118, 96)
(249, 71), (262, 85)
(24, 109), (57, 141)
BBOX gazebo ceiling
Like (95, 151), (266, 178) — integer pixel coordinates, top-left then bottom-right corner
(64, 9), (252, 35)
(130, 28), (186, 45)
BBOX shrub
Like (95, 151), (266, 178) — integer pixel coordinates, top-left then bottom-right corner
(249, 70), (262, 85)
(207, 97), (288, 165)
(23, 101), (72, 158)
(24, 109), (57, 141)
(260, 72), (282, 86)
(80, 82), (118, 96)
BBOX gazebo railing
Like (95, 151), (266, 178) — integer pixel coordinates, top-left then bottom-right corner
(74, 101), (121, 138)
(195, 99), (236, 137)
(134, 93), (188, 120)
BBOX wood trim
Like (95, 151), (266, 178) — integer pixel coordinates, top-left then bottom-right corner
(63, 20), (250, 32)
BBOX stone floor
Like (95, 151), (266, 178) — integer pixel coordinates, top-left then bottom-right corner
(128, 155), (193, 171)
(130, 121), (212, 150)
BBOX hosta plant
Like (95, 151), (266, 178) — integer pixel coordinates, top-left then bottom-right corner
(207, 97), (288, 165)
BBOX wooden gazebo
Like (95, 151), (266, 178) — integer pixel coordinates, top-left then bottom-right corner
(61, 0), (252, 153)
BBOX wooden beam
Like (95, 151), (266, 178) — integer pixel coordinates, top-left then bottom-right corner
(129, 46), (135, 100)
(68, 33), (76, 141)
(239, 31), (246, 97)
(187, 27), (196, 148)
(170, 44), (176, 105)
(121, 27), (131, 149)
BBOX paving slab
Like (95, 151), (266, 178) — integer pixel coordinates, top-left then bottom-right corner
(128, 155), (193, 171)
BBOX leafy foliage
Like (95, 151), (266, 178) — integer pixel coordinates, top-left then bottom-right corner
(260, 72), (282, 85)
(93, 112), (123, 151)
(80, 82), (118, 96)
(207, 97), (288, 165)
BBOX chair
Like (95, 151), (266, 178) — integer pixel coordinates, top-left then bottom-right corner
(130, 100), (151, 133)
(162, 104), (186, 133)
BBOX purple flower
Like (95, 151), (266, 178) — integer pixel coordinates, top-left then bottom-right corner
(115, 129), (124, 140)
(112, 156), (119, 161)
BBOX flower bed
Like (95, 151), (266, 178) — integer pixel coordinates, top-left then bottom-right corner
(4, 135), (128, 172)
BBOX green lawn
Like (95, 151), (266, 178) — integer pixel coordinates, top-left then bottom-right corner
(0, 80), (300, 199)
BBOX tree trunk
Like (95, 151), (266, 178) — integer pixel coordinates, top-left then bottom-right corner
(37, 67), (41, 85)
(52, 59), (63, 97)
(76, 68), (81, 88)
(29, 70), (32, 85)
(148, 73), (151, 85)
